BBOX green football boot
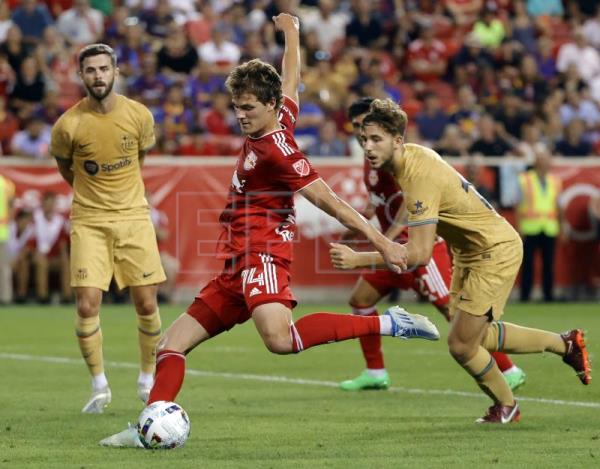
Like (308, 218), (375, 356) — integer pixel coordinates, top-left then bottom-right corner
(503, 367), (527, 391)
(339, 370), (390, 391)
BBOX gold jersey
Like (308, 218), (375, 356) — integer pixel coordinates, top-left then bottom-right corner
(394, 143), (520, 264)
(50, 95), (155, 222)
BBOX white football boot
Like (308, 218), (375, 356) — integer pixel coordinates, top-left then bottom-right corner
(81, 387), (112, 414)
(99, 423), (144, 448)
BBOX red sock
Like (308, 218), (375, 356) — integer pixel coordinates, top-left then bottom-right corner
(359, 312), (385, 369)
(148, 350), (186, 404)
(289, 312), (380, 353)
(491, 351), (514, 373)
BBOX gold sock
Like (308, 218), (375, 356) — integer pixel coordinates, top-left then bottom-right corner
(462, 347), (514, 405)
(137, 309), (162, 374)
(75, 315), (104, 377)
(483, 321), (565, 355)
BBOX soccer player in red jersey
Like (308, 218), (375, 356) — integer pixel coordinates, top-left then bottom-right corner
(336, 98), (526, 392)
(99, 14), (439, 447)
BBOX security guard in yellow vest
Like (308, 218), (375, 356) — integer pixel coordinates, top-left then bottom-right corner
(516, 148), (562, 302)
(0, 173), (16, 304)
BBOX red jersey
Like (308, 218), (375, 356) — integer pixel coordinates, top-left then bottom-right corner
(216, 96), (320, 261)
(363, 160), (408, 242)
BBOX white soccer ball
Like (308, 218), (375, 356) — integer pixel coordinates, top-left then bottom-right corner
(137, 401), (191, 449)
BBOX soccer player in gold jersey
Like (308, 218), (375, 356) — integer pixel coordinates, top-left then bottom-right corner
(50, 44), (166, 413)
(330, 99), (591, 423)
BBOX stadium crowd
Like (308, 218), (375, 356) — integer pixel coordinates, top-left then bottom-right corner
(1, 0), (600, 305)
(0, 0), (599, 158)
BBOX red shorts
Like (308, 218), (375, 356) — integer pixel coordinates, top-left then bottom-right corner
(186, 252), (296, 336)
(361, 239), (452, 307)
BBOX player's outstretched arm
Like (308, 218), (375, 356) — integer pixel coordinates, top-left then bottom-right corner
(329, 242), (386, 269)
(300, 178), (407, 271)
(273, 13), (300, 104)
(54, 157), (74, 187)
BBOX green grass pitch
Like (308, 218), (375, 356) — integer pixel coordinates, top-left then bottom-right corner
(1, 303), (599, 468)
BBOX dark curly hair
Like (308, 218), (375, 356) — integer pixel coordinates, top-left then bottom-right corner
(362, 99), (408, 138)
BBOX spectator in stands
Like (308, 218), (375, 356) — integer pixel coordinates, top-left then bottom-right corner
(198, 21), (241, 75)
(535, 35), (557, 81)
(516, 146), (562, 302)
(444, 0), (483, 26)
(516, 119), (547, 158)
(200, 89), (237, 137)
(11, 0), (53, 43)
(0, 0), (14, 44)
(582, 5), (600, 49)
(464, 155), (498, 207)
(114, 18), (152, 79)
(511, 0), (538, 54)
(128, 53), (171, 112)
(9, 56), (46, 116)
(307, 120), (347, 157)
(407, 26), (448, 84)
(451, 33), (494, 85)
(472, 6), (505, 49)
(32, 191), (70, 303)
(154, 83), (195, 142)
(559, 88), (600, 137)
(0, 95), (19, 155)
(519, 54), (549, 113)
(35, 90), (65, 126)
(10, 116), (51, 159)
(434, 124), (470, 157)
(469, 114), (512, 156)
(555, 119), (593, 157)
(0, 25), (35, 78)
(301, 0), (349, 54)
(493, 91), (530, 139)
(415, 92), (450, 144)
(104, 5), (130, 44)
(156, 24), (199, 77)
(345, 0), (385, 49)
(8, 209), (33, 304)
(56, 0), (104, 46)
(294, 91), (326, 150)
(450, 85), (481, 135)
(303, 52), (349, 113)
(556, 27), (600, 85)
(140, 0), (175, 39)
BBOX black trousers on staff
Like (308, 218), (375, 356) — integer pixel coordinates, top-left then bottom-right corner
(520, 233), (556, 302)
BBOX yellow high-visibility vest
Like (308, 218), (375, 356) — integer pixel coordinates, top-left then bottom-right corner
(517, 170), (561, 236)
(0, 174), (14, 242)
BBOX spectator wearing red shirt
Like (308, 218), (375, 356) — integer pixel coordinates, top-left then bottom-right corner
(407, 27), (448, 83)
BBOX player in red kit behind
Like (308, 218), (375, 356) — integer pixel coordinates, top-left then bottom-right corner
(99, 14), (440, 447)
(336, 98), (526, 392)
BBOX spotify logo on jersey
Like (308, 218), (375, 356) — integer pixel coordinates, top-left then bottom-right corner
(83, 160), (99, 176)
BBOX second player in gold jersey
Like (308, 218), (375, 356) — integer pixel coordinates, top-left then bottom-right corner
(330, 99), (591, 424)
(51, 44), (165, 415)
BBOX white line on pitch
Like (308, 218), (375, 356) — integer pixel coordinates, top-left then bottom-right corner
(1, 352), (598, 409)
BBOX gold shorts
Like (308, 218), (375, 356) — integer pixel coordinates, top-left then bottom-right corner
(449, 240), (523, 320)
(70, 219), (167, 290)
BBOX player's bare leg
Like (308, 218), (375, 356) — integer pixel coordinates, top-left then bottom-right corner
(76, 287), (111, 413)
(448, 309), (520, 424)
(340, 278), (390, 391)
(130, 284), (162, 403)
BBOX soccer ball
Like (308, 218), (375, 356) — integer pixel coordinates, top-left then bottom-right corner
(137, 401), (191, 449)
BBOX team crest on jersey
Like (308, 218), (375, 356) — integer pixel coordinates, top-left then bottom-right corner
(368, 170), (378, 187)
(409, 200), (428, 216)
(292, 159), (310, 177)
(243, 151), (257, 171)
(120, 134), (136, 152)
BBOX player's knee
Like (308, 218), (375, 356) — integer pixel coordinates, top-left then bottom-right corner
(447, 333), (472, 364)
(76, 300), (100, 318)
(135, 298), (158, 316)
(262, 334), (293, 354)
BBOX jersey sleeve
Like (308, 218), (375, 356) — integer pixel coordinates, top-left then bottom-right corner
(278, 95), (299, 131)
(50, 117), (74, 160)
(139, 105), (156, 151)
(403, 177), (441, 227)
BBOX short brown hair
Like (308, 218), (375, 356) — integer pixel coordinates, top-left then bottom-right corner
(225, 59), (283, 109)
(362, 99), (408, 138)
(78, 43), (117, 70)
